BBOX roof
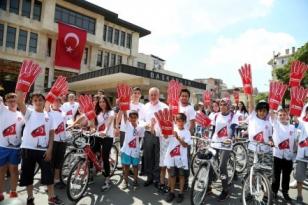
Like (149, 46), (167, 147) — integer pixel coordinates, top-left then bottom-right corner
(64, 0), (151, 37)
(150, 54), (165, 62)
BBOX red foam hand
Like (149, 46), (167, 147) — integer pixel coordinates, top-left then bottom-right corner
(203, 90), (212, 107)
(154, 108), (174, 136)
(289, 60), (307, 87)
(46, 76), (68, 103)
(167, 80), (182, 116)
(16, 60), (42, 93)
(233, 90), (240, 105)
(238, 64), (253, 95)
(78, 95), (96, 120)
(195, 112), (211, 128)
(268, 81), (288, 110)
(290, 86), (308, 116)
(117, 84), (131, 111)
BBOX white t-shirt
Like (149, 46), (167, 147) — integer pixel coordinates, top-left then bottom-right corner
(97, 110), (115, 138)
(121, 122), (145, 158)
(271, 118), (296, 160)
(208, 112), (218, 126)
(0, 105), (24, 149)
(61, 102), (79, 124)
(164, 127), (192, 169)
(120, 102), (144, 132)
(300, 103), (308, 119)
(296, 120), (308, 160)
(48, 109), (67, 142)
(247, 111), (272, 153)
(179, 103), (196, 131)
(140, 101), (168, 136)
(211, 112), (236, 150)
(21, 108), (55, 151)
(236, 110), (249, 122)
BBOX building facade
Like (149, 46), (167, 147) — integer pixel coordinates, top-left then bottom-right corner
(194, 77), (227, 99)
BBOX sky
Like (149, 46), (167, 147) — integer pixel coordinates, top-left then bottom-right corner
(89, 0), (308, 92)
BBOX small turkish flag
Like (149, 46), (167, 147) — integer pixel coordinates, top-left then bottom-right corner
(3, 124), (16, 137)
(217, 126), (228, 138)
(170, 145), (181, 157)
(66, 110), (73, 116)
(55, 22), (87, 70)
(299, 138), (308, 148)
(253, 131), (264, 143)
(278, 139), (290, 150)
(98, 124), (106, 132)
(55, 122), (65, 135)
(31, 125), (46, 138)
(128, 138), (136, 148)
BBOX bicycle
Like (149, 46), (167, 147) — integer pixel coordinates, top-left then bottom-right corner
(233, 137), (249, 174)
(241, 141), (273, 205)
(66, 131), (119, 201)
(190, 137), (236, 205)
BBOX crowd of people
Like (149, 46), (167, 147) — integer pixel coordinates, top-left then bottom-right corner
(0, 60), (307, 205)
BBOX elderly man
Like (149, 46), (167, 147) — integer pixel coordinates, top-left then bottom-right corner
(140, 87), (168, 187)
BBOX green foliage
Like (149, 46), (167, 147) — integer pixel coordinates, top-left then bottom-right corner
(255, 92), (268, 103)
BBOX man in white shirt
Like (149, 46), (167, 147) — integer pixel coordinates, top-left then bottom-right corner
(61, 93), (79, 125)
(140, 87), (168, 187)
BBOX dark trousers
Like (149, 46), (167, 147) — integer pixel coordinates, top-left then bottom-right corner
(93, 137), (113, 177)
(272, 156), (293, 194)
(143, 131), (160, 182)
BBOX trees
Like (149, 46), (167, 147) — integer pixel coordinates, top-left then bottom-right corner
(255, 92), (268, 103)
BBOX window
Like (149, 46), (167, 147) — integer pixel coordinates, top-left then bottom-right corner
(117, 55), (122, 65)
(0, 24), (4, 46)
(107, 26), (113, 43)
(9, 0), (19, 14)
(137, 62), (146, 69)
(18, 29), (27, 51)
(110, 53), (116, 66)
(281, 59), (285, 65)
(120, 31), (125, 47)
(114, 29), (119, 45)
(55, 5), (96, 34)
(96, 50), (103, 67)
(44, 68), (50, 88)
(32, 0), (41, 21)
(21, 0), (31, 18)
(0, 0), (7, 10)
(29, 32), (38, 53)
(47, 38), (52, 57)
(103, 25), (107, 41)
(84, 47), (88, 64)
(103, 52), (109, 68)
(6, 26), (16, 49)
(126, 33), (132, 49)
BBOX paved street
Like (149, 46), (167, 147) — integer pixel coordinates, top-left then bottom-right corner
(1, 168), (307, 205)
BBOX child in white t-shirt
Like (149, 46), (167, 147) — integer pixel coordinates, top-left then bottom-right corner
(164, 113), (192, 203)
(119, 110), (148, 189)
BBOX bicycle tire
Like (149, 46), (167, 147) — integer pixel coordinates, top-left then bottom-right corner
(60, 149), (77, 185)
(227, 151), (236, 185)
(109, 144), (119, 176)
(233, 142), (248, 173)
(191, 152), (201, 176)
(190, 162), (210, 205)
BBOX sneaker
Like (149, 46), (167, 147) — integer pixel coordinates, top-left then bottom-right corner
(101, 181), (111, 192)
(132, 180), (139, 187)
(158, 184), (166, 193)
(218, 191), (229, 201)
(27, 197), (35, 205)
(9, 191), (18, 198)
(54, 182), (65, 189)
(48, 196), (64, 205)
(176, 193), (184, 203)
(272, 192), (278, 200)
(206, 187), (213, 195)
(289, 180), (297, 189)
(0, 193), (4, 202)
(144, 180), (153, 187)
(166, 192), (175, 203)
(282, 193), (292, 202)
(121, 181), (129, 189)
(296, 196), (303, 203)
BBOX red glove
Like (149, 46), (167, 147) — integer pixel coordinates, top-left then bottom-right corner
(117, 84), (131, 111)
(16, 60), (42, 93)
(167, 80), (182, 116)
(78, 95), (96, 120)
(154, 108), (174, 136)
(290, 86), (308, 116)
(203, 90), (212, 107)
(238, 64), (253, 95)
(195, 112), (211, 128)
(46, 76), (68, 103)
(289, 60), (307, 87)
(268, 81), (288, 110)
(233, 90), (240, 105)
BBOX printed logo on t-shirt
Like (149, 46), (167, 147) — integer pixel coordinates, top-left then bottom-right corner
(55, 122), (65, 135)
(170, 145), (181, 157)
(299, 138), (308, 148)
(217, 126), (228, 138)
(253, 131), (264, 143)
(278, 139), (290, 150)
(3, 124), (16, 137)
(128, 138), (136, 148)
(66, 110), (73, 116)
(98, 124), (106, 132)
(17, 117), (22, 121)
(303, 117), (308, 122)
(31, 125), (46, 138)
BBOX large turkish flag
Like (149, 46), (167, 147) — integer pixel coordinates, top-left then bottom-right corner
(55, 22), (87, 70)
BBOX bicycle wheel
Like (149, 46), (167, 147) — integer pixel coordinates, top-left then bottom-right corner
(227, 151), (236, 185)
(242, 171), (272, 205)
(233, 143), (248, 173)
(66, 158), (89, 202)
(60, 149), (77, 185)
(191, 152), (202, 176)
(190, 163), (210, 205)
(34, 162), (40, 175)
(109, 144), (119, 176)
